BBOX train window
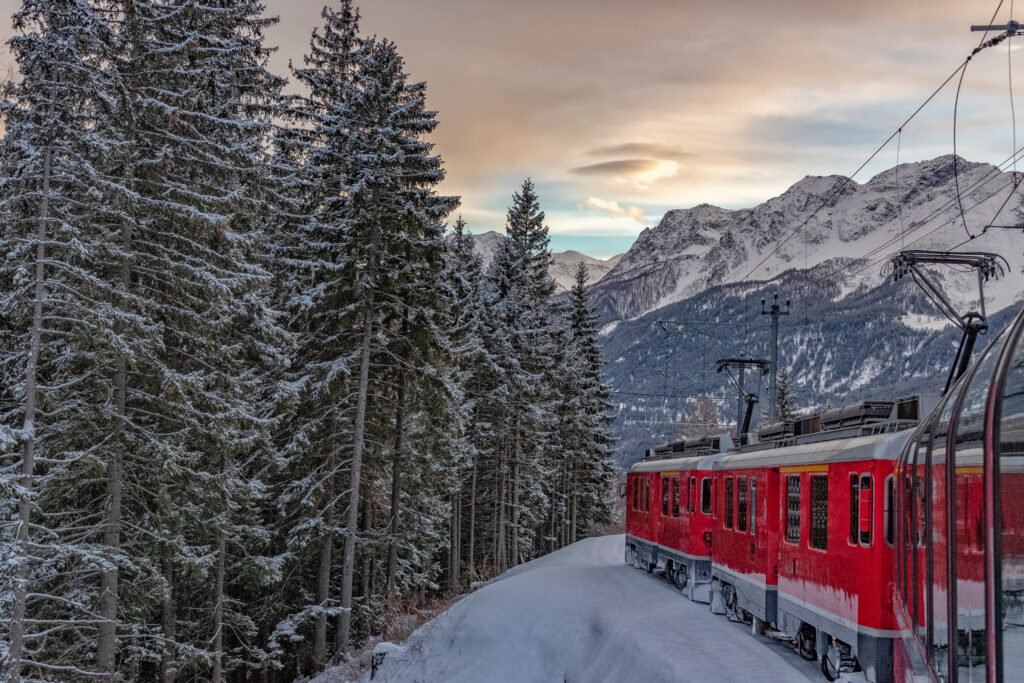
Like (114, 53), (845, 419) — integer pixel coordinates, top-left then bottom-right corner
(953, 342), (1002, 680)
(689, 477), (696, 513)
(725, 477), (734, 529)
(750, 477), (757, 535)
(737, 478), (748, 532)
(632, 479), (637, 510)
(645, 478), (650, 512)
(672, 477), (680, 517)
(859, 474), (872, 546)
(999, 326), (1024, 682)
(662, 477), (670, 516)
(810, 475), (828, 550)
(850, 474), (860, 545)
(885, 474), (894, 546)
(701, 477), (712, 515)
(785, 475), (801, 543)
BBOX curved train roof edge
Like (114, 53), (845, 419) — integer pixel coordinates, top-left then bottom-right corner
(629, 428), (914, 473)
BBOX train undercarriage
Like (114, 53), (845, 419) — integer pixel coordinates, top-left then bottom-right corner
(625, 543), (894, 683)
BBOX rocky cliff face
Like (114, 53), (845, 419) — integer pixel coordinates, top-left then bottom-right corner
(592, 156), (1024, 323)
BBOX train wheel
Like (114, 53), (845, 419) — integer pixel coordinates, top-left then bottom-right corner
(674, 566), (688, 591)
(820, 646), (839, 682)
(796, 625), (817, 661)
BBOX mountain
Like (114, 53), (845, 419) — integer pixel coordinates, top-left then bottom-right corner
(549, 250), (622, 291)
(471, 230), (623, 291)
(595, 156), (1024, 466)
(592, 155), (1024, 323)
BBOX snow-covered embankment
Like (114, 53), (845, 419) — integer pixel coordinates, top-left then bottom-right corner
(319, 534), (820, 682)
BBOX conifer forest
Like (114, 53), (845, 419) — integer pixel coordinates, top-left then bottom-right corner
(0, 1), (617, 679)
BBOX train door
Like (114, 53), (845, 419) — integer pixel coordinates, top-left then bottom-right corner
(997, 322), (1024, 681)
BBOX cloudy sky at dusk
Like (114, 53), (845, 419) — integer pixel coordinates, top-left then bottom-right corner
(0, 0), (1017, 257)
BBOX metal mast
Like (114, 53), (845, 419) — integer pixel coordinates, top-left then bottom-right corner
(761, 294), (789, 422)
(716, 358), (771, 442)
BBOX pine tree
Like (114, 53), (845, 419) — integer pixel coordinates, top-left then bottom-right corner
(682, 396), (722, 439)
(776, 370), (798, 421)
(562, 262), (617, 541)
(485, 180), (558, 569)
(97, 1), (287, 677)
(0, 2), (122, 679)
(273, 19), (457, 661)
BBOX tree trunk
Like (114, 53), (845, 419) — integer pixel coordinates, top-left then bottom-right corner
(570, 469), (578, 544)
(98, 324), (127, 680)
(495, 440), (507, 572)
(386, 375), (406, 601)
(510, 419), (521, 567)
(211, 536), (226, 683)
(7, 81), (58, 683)
(160, 564), (176, 683)
(339, 280), (375, 652)
(450, 489), (461, 589)
(314, 409), (338, 666)
(468, 459), (476, 580)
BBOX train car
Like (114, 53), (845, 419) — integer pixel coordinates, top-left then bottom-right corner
(770, 428), (909, 683)
(710, 448), (781, 627)
(710, 404), (914, 683)
(893, 304), (1024, 683)
(626, 441), (721, 602)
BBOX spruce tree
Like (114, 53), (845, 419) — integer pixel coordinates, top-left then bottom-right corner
(0, 2), (122, 679)
(98, 1), (286, 677)
(274, 17), (457, 659)
(563, 262), (617, 540)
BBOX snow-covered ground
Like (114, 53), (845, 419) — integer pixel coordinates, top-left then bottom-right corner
(321, 534), (833, 682)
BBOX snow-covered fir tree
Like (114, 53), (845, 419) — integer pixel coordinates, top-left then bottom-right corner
(94, 1), (286, 678)
(0, 2), (122, 679)
(272, 7), (458, 665)
(682, 396), (723, 439)
(484, 180), (560, 570)
(561, 262), (617, 542)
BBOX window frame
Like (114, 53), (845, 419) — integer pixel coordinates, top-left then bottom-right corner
(662, 476), (670, 516)
(750, 476), (757, 535)
(809, 474), (829, 551)
(725, 476), (734, 529)
(849, 473), (860, 546)
(701, 477), (712, 516)
(884, 474), (894, 547)
(859, 473), (873, 547)
(672, 477), (680, 517)
(737, 477), (748, 533)
(785, 475), (801, 544)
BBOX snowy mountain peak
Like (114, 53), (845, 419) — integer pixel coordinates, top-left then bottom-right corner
(470, 231), (622, 292)
(593, 155), (1024, 321)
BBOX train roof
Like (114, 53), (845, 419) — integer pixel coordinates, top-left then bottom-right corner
(714, 428), (914, 470)
(629, 452), (723, 473)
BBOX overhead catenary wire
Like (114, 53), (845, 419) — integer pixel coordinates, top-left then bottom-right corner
(736, 0), (1012, 288)
(728, 57), (976, 286)
(801, 141), (1024, 293)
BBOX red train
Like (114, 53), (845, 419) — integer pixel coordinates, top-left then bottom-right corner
(625, 305), (1024, 682)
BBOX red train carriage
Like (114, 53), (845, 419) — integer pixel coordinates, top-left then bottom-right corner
(894, 304), (1024, 683)
(709, 449), (781, 628)
(626, 440), (720, 602)
(769, 429), (908, 683)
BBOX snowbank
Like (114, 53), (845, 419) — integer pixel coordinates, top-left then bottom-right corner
(321, 534), (822, 682)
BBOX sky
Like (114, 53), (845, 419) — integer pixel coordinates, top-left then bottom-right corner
(0, 0), (1018, 258)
